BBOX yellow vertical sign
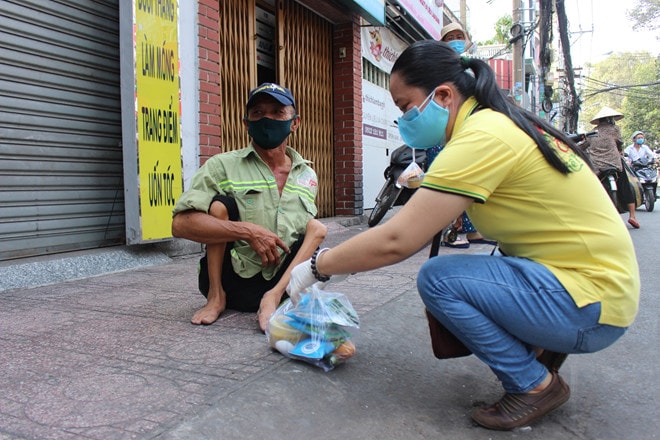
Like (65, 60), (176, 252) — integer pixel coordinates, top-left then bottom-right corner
(135, 0), (182, 240)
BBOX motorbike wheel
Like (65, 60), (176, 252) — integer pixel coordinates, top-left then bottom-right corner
(644, 188), (655, 212)
(368, 183), (402, 227)
(605, 187), (621, 212)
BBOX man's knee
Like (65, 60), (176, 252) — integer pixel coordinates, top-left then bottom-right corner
(209, 200), (230, 220)
(305, 219), (327, 242)
(209, 195), (240, 221)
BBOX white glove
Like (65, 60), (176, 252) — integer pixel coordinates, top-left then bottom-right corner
(286, 259), (321, 304)
(286, 252), (351, 304)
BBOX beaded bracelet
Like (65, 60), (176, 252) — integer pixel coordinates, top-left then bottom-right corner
(310, 247), (331, 282)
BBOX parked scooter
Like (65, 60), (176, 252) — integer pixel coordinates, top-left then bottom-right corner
(367, 132), (602, 228)
(367, 144), (426, 227)
(630, 156), (658, 212)
(367, 145), (467, 249)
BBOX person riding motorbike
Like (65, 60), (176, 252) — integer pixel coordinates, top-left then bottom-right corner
(625, 130), (658, 211)
(624, 131), (656, 164)
(588, 107), (640, 228)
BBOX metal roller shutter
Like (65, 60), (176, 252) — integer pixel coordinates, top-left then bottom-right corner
(0, 0), (123, 260)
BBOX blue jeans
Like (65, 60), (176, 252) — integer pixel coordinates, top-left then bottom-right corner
(417, 254), (627, 393)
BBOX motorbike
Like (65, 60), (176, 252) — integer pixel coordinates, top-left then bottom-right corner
(567, 130), (598, 147)
(597, 166), (625, 213)
(598, 159), (646, 214)
(367, 145), (469, 249)
(367, 131), (601, 229)
(630, 156), (657, 212)
(367, 144), (426, 227)
(568, 130), (628, 213)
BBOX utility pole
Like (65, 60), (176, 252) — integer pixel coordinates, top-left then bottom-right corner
(511, 0), (523, 107)
(538, 0), (554, 117)
(555, 0), (579, 133)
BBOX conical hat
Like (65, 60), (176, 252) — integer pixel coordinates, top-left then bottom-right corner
(590, 106), (624, 124)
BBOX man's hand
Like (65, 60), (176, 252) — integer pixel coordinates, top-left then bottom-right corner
(246, 224), (290, 267)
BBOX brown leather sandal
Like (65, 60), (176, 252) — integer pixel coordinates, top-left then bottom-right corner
(472, 373), (571, 430)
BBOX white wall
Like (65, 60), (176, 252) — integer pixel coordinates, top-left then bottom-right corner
(179, 2), (199, 189)
(361, 80), (404, 208)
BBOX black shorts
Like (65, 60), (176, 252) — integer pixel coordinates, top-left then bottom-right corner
(197, 194), (304, 312)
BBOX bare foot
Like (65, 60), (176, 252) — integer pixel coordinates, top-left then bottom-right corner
(257, 294), (281, 332)
(191, 293), (226, 325)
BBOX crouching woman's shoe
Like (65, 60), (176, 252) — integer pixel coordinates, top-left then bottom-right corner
(471, 373), (571, 430)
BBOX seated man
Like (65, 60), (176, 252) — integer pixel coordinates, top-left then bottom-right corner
(172, 83), (327, 331)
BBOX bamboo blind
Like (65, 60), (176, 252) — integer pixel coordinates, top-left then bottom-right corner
(280, 0), (334, 217)
(219, 0), (255, 153)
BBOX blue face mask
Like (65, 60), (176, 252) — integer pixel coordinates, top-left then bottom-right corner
(447, 40), (466, 54)
(636, 138), (645, 145)
(397, 90), (449, 150)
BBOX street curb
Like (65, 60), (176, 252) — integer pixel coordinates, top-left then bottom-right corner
(0, 215), (367, 293)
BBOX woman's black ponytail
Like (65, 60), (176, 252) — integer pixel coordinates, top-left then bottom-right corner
(392, 40), (592, 174)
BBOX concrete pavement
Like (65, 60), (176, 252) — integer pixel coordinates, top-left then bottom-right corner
(0, 210), (658, 439)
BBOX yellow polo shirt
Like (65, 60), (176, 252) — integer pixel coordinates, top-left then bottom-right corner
(422, 97), (640, 327)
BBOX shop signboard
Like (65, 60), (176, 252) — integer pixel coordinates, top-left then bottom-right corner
(337, 0), (386, 26)
(361, 26), (407, 74)
(120, 0), (183, 243)
(361, 80), (404, 208)
(397, 0), (443, 40)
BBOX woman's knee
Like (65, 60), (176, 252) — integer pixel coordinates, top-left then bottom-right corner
(417, 255), (491, 307)
(417, 257), (456, 304)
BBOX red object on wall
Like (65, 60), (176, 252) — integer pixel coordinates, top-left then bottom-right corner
(487, 59), (513, 92)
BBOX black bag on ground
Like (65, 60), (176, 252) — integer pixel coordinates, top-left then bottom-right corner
(425, 309), (472, 359)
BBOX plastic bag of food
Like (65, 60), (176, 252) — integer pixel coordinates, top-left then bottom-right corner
(396, 160), (425, 188)
(266, 284), (359, 371)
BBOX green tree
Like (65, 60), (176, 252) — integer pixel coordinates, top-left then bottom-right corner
(627, 0), (660, 32)
(621, 56), (660, 149)
(581, 52), (660, 148)
(478, 15), (513, 45)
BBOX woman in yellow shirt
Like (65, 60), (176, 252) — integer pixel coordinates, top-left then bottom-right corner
(287, 40), (639, 431)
